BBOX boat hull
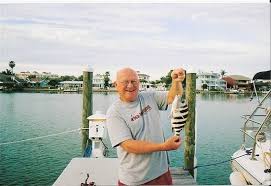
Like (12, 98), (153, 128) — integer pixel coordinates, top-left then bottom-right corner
(230, 147), (271, 185)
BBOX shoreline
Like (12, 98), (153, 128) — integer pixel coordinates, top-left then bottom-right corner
(22, 88), (118, 93)
(0, 88), (266, 95)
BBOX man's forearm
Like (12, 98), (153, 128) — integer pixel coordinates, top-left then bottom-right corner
(120, 139), (164, 154)
(120, 136), (181, 154)
(167, 81), (183, 104)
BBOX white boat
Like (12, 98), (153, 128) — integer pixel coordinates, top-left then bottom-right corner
(63, 87), (80, 92)
(230, 70), (271, 185)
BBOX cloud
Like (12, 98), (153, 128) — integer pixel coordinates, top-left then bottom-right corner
(0, 3), (269, 80)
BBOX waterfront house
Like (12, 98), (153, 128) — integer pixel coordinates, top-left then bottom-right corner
(39, 72), (59, 79)
(93, 74), (105, 89)
(140, 82), (154, 91)
(25, 79), (49, 88)
(16, 71), (59, 80)
(223, 75), (251, 90)
(136, 71), (152, 91)
(139, 82), (167, 91)
(59, 74), (111, 91)
(137, 71), (150, 82)
(39, 80), (50, 88)
(26, 77), (42, 87)
(196, 71), (227, 91)
(155, 82), (167, 91)
(16, 71), (32, 80)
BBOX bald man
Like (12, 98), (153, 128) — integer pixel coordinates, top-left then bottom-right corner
(106, 67), (185, 185)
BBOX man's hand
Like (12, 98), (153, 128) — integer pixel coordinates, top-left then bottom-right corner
(171, 68), (185, 82)
(167, 68), (185, 104)
(161, 136), (182, 151)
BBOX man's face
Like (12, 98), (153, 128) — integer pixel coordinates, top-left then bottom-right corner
(115, 70), (140, 102)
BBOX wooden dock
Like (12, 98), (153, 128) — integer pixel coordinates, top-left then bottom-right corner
(62, 69), (197, 186)
(54, 158), (197, 185)
(170, 167), (197, 185)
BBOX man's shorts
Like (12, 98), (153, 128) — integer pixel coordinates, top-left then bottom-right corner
(118, 169), (172, 185)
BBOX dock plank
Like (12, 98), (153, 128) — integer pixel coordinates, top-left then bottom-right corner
(54, 158), (197, 185)
(170, 167), (197, 185)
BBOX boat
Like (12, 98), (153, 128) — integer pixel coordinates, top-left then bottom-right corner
(63, 87), (81, 92)
(230, 70), (271, 185)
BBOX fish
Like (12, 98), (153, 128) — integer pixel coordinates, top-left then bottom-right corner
(170, 95), (188, 136)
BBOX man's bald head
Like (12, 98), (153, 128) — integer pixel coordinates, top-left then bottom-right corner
(116, 67), (139, 82)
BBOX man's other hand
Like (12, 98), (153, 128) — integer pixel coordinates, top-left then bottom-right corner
(162, 136), (182, 151)
(171, 68), (185, 82)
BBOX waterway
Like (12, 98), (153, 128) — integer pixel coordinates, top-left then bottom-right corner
(0, 92), (258, 185)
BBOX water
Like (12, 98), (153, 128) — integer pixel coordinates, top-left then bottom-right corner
(0, 92), (258, 185)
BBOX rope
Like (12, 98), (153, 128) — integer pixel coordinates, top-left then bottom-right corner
(0, 128), (80, 146)
(101, 139), (108, 149)
(190, 153), (249, 170)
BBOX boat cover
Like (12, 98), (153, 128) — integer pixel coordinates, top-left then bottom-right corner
(253, 70), (271, 80)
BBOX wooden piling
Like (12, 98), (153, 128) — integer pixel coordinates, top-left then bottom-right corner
(82, 66), (93, 152)
(184, 72), (196, 177)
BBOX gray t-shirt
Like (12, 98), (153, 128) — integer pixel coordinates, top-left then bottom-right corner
(106, 91), (169, 185)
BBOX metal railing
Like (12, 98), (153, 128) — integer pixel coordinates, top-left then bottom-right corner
(241, 89), (271, 160)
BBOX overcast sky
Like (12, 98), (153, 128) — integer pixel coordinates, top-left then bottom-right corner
(0, 3), (270, 80)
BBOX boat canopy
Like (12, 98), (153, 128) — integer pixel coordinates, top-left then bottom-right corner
(252, 70), (271, 80)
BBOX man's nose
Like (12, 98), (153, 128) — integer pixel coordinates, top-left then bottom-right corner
(127, 81), (134, 87)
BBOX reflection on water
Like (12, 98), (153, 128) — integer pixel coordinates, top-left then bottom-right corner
(199, 92), (252, 102)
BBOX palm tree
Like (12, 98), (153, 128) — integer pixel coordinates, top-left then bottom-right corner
(220, 69), (226, 78)
(9, 61), (15, 75)
(160, 70), (173, 89)
(104, 71), (110, 89)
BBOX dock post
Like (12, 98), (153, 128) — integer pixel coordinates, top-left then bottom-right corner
(184, 72), (196, 177)
(82, 66), (93, 153)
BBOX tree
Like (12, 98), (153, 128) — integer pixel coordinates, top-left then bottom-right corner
(1, 69), (12, 75)
(220, 69), (227, 78)
(160, 70), (173, 88)
(9, 61), (15, 74)
(139, 79), (147, 83)
(202, 84), (208, 90)
(60, 75), (76, 81)
(28, 75), (37, 79)
(104, 71), (110, 89)
(48, 79), (60, 87)
(77, 75), (83, 81)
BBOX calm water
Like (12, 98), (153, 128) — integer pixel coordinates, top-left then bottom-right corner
(0, 92), (258, 185)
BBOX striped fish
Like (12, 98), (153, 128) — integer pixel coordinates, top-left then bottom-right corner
(170, 95), (188, 136)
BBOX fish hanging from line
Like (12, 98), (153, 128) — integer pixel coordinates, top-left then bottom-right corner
(170, 95), (188, 136)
